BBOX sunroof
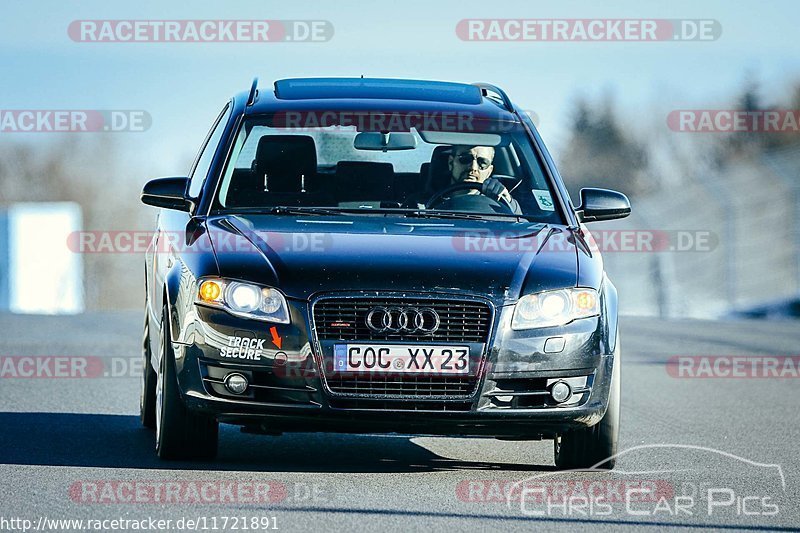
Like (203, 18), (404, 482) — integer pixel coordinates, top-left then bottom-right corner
(273, 78), (483, 105)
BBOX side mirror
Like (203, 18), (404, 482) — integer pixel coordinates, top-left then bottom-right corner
(577, 188), (631, 222)
(141, 177), (190, 211)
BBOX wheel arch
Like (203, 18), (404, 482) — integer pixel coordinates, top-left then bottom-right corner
(601, 275), (620, 355)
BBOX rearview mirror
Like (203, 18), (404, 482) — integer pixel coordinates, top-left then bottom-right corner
(418, 131), (502, 147)
(141, 177), (190, 211)
(577, 188), (631, 222)
(354, 132), (417, 151)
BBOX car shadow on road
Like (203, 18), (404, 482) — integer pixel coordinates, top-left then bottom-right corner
(0, 412), (556, 473)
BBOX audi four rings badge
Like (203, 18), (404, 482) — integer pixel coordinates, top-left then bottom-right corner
(365, 307), (440, 334)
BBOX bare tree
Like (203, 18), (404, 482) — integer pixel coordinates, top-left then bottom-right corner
(558, 96), (650, 199)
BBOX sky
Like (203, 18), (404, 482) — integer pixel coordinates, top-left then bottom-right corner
(1, 0), (799, 180)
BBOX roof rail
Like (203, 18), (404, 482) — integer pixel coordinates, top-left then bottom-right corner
(246, 77), (259, 106)
(472, 82), (514, 112)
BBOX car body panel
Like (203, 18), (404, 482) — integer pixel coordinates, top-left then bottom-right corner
(203, 215), (578, 301)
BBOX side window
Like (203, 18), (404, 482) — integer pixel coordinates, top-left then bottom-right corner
(188, 104), (231, 198)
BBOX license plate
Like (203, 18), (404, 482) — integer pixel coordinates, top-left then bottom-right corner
(333, 344), (470, 374)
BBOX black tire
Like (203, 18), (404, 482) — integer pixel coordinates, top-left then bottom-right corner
(554, 339), (621, 470)
(140, 311), (157, 429)
(156, 307), (218, 460)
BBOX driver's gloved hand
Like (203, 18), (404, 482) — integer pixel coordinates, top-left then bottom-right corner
(480, 178), (522, 215)
(480, 177), (510, 202)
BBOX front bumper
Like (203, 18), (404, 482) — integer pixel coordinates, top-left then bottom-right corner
(171, 297), (615, 438)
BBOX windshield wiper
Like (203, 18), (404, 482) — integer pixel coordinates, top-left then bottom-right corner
(226, 206), (537, 222)
(407, 210), (488, 220)
(215, 206), (346, 216)
(408, 210), (534, 222)
(269, 206), (348, 216)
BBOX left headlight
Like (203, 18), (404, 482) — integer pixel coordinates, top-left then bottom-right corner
(195, 278), (290, 324)
(511, 288), (600, 330)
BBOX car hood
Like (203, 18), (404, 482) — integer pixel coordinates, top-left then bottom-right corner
(205, 214), (578, 302)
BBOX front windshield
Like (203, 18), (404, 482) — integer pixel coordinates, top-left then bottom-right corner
(213, 113), (563, 223)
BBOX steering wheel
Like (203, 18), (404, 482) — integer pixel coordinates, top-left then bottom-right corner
(426, 181), (515, 213)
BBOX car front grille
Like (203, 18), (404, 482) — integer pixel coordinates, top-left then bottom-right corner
(312, 297), (492, 343)
(328, 398), (473, 412)
(325, 374), (475, 397)
(312, 296), (492, 404)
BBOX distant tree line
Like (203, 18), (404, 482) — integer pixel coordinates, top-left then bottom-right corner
(558, 78), (800, 200)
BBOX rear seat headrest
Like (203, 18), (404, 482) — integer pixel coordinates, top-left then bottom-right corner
(334, 161), (395, 199)
(255, 135), (317, 193)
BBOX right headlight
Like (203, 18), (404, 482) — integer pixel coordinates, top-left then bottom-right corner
(511, 288), (600, 330)
(195, 277), (290, 324)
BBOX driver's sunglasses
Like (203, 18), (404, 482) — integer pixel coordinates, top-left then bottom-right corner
(456, 152), (492, 170)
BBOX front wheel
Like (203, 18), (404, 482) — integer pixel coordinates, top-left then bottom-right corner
(554, 339), (621, 470)
(155, 306), (218, 460)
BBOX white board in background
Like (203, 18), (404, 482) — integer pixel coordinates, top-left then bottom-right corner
(7, 202), (84, 314)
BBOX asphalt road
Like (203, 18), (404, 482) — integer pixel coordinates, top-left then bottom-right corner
(0, 311), (798, 532)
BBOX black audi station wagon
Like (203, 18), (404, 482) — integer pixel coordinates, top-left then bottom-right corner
(140, 77), (631, 469)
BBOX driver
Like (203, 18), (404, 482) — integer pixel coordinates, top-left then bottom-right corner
(448, 145), (521, 214)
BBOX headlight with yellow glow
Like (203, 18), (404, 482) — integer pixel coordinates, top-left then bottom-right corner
(511, 288), (600, 330)
(196, 278), (290, 324)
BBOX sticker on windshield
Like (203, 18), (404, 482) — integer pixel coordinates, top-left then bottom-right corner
(532, 189), (555, 211)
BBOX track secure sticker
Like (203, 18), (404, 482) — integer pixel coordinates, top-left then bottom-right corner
(220, 337), (266, 361)
(532, 189), (555, 211)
